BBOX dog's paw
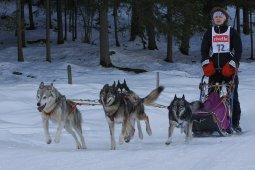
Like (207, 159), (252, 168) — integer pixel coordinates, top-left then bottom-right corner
(184, 137), (192, 144)
(138, 132), (144, 140)
(54, 138), (60, 143)
(111, 146), (116, 150)
(146, 127), (152, 136)
(119, 135), (124, 145)
(82, 145), (87, 149)
(76, 143), (82, 149)
(77, 145), (87, 149)
(124, 136), (131, 143)
(46, 139), (52, 144)
(184, 140), (190, 144)
(165, 140), (172, 145)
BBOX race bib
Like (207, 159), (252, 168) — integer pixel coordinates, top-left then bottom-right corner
(212, 26), (230, 53)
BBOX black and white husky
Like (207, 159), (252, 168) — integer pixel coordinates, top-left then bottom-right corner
(36, 82), (86, 149)
(165, 94), (202, 145)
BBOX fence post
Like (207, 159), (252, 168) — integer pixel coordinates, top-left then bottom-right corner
(156, 72), (159, 88)
(67, 65), (72, 84)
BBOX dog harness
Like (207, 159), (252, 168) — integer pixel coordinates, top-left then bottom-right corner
(43, 97), (61, 116)
(43, 98), (78, 116)
(108, 111), (116, 121)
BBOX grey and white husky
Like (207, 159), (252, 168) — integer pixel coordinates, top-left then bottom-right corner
(100, 81), (164, 150)
(36, 82), (86, 149)
(165, 94), (202, 145)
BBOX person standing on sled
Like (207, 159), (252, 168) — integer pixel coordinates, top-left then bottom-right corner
(201, 7), (242, 133)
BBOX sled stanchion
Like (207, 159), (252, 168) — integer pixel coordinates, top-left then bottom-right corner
(67, 65), (72, 84)
(156, 72), (159, 88)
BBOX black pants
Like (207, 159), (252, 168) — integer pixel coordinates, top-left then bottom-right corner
(208, 71), (241, 127)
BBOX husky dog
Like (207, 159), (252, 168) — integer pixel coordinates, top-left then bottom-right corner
(165, 94), (202, 145)
(116, 80), (145, 139)
(36, 82), (86, 149)
(116, 80), (130, 93)
(100, 81), (164, 150)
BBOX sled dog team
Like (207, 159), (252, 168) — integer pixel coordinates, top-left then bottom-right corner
(37, 81), (202, 150)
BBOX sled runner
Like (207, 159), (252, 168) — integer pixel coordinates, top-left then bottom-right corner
(192, 75), (236, 137)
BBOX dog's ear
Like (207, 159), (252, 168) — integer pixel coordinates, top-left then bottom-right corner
(112, 81), (116, 88)
(182, 94), (185, 100)
(116, 80), (121, 88)
(123, 79), (130, 91)
(47, 84), (53, 91)
(174, 94), (177, 99)
(39, 82), (44, 89)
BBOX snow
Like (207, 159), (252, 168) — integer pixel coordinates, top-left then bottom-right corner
(1, 3), (255, 170)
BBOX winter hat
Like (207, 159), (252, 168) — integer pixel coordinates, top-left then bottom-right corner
(210, 7), (230, 24)
(213, 11), (226, 21)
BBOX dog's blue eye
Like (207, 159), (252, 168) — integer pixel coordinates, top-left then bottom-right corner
(43, 96), (47, 99)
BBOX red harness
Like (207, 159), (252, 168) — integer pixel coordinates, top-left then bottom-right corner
(43, 97), (60, 116)
(108, 111), (117, 121)
(43, 98), (78, 116)
(107, 94), (129, 121)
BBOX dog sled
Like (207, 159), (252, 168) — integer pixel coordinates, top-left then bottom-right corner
(192, 75), (236, 137)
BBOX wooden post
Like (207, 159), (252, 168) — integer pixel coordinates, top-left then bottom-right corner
(16, 0), (24, 62)
(156, 72), (159, 88)
(67, 65), (72, 84)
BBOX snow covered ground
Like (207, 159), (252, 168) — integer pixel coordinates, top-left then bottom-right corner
(1, 2), (255, 170)
(0, 40), (255, 170)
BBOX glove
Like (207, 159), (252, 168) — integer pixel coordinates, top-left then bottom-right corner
(222, 60), (236, 77)
(202, 61), (215, 77)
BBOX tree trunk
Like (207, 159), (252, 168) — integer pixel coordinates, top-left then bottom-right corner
(57, 0), (64, 44)
(99, 0), (112, 67)
(130, 0), (146, 48)
(179, 17), (190, 56)
(72, 1), (75, 41)
(166, 31), (173, 63)
(64, 0), (67, 40)
(130, 0), (139, 41)
(28, 0), (35, 30)
(16, 0), (24, 62)
(146, 24), (157, 50)
(179, 32), (190, 55)
(250, 10), (254, 60)
(21, 0), (26, 47)
(243, 4), (250, 35)
(46, 0), (51, 62)
(49, 1), (52, 29)
(69, 9), (72, 32)
(74, 0), (77, 40)
(165, 6), (173, 63)
(113, 0), (120, 47)
(145, 1), (157, 50)
(79, 0), (94, 44)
